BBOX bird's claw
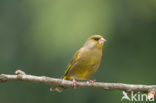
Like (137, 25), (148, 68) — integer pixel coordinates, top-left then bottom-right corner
(88, 79), (96, 83)
(72, 78), (77, 88)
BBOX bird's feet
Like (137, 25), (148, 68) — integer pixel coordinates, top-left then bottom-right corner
(72, 78), (77, 88)
(87, 79), (96, 84)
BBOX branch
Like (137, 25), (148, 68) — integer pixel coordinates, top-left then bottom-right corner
(0, 70), (156, 95)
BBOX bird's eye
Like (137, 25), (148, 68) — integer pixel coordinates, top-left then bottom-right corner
(94, 38), (99, 41)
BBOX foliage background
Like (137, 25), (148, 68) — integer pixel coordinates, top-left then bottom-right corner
(0, 0), (156, 103)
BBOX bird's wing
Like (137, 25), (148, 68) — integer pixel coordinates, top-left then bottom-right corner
(63, 50), (81, 77)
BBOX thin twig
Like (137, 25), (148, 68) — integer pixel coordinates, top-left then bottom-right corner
(0, 70), (156, 93)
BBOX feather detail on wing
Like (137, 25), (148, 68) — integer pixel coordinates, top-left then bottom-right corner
(63, 50), (80, 80)
(51, 51), (81, 92)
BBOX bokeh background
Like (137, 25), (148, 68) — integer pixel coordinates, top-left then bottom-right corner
(0, 0), (156, 103)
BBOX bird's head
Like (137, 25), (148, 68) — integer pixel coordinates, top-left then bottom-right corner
(84, 35), (106, 49)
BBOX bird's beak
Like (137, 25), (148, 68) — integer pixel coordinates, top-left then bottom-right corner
(99, 38), (106, 44)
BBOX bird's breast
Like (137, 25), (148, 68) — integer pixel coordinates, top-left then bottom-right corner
(69, 48), (102, 79)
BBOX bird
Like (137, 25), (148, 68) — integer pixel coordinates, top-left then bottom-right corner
(51, 35), (106, 92)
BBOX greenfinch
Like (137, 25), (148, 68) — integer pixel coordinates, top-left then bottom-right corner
(52, 35), (106, 92)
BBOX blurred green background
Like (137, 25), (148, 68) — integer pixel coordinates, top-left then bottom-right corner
(0, 0), (156, 103)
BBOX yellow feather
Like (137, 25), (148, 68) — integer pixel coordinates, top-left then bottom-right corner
(62, 35), (106, 80)
(63, 50), (80, 80)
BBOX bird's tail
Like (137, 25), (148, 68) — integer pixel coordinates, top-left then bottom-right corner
(62, 76), (70, 80)
(50, 76), (70, 92)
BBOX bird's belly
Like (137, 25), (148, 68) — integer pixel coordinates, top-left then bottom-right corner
(69, 57), (100, 80)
